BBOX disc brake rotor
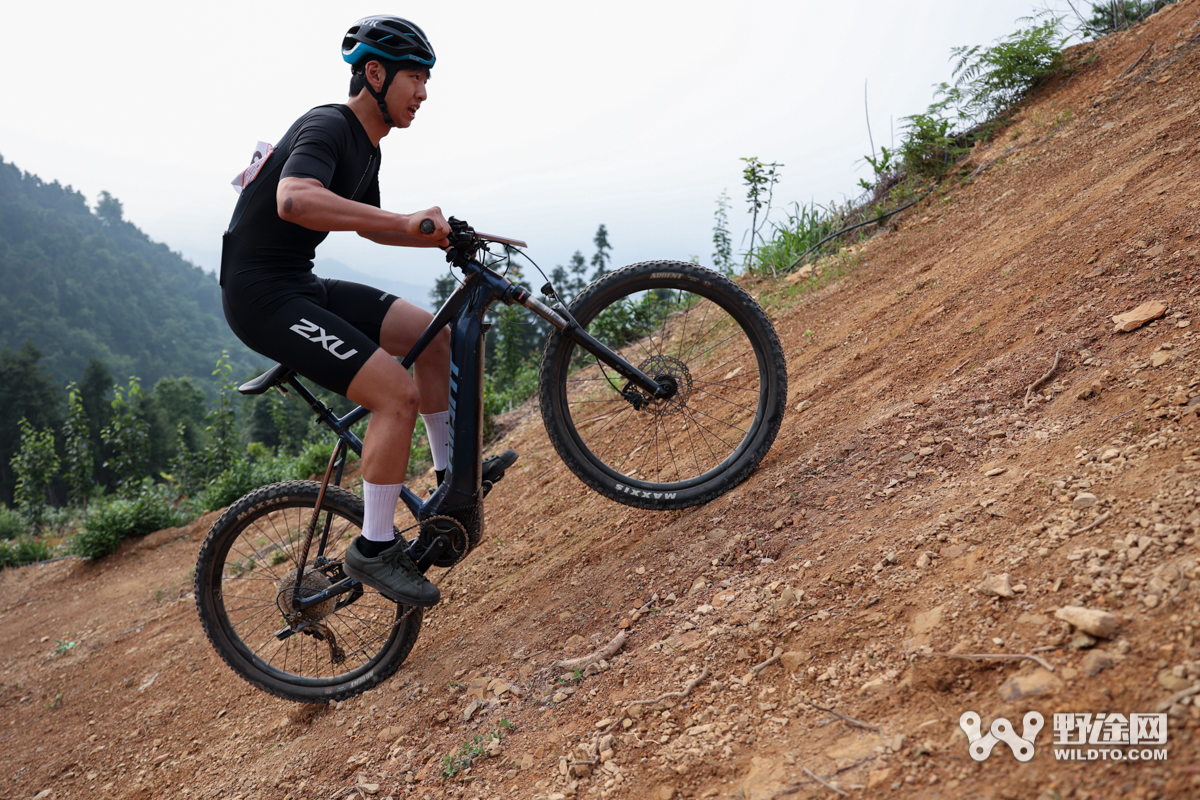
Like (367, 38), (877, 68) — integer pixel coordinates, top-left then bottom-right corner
(622, 354), (692, 417)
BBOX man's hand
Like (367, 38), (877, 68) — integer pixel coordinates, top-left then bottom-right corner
(406, 207), (450, 248)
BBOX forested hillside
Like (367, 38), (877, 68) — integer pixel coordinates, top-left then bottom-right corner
(0, 156), (254, 388)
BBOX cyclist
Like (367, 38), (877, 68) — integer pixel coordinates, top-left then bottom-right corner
(220, 16), (516, 609)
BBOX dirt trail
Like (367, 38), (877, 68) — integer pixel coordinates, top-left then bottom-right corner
(7, 4), (1200, 798)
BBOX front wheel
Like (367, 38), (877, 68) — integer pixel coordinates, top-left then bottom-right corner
(194, 481), (423, 703)
(539, 261), (787, 509)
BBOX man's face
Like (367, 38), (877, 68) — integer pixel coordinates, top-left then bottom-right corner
(386, 69), (428, 128)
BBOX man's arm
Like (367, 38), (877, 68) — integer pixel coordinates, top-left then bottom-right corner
(277, 177), (449, 246)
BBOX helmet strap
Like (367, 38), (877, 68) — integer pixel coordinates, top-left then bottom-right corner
(363, 61), (400, 127)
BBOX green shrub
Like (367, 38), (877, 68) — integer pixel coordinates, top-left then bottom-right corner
(0, 536), (54, 569)
(192, 439), (339, 512)
(0, 504), (27, 541)
(73, 481), (186, 560)
(900, 106), (968, 179)
(948, 18), (1065, 124)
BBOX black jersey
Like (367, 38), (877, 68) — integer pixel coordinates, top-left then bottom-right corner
(225, 104), (381, 270)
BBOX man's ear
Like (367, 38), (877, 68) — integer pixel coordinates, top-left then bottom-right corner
(365, 60), (387, 92)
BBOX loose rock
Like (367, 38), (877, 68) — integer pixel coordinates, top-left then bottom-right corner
(1054, 606), (1119, 639)
(999, 668), (1062, 702)
(1081, 649), (1115, 676)
(1112, 300), (1166, 332)
(977, 573), (1015, 598)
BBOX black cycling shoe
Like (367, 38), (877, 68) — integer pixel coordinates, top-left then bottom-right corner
(343, 536), (441, 607)
(428, 450), (519, 496)
(482, 449), (519, 486)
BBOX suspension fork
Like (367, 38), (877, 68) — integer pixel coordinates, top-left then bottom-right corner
(508, 285), (671, 398)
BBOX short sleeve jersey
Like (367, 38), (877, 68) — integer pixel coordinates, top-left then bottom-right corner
(227, 105), (381, 269)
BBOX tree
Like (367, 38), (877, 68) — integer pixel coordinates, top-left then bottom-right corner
(712, 190), (734, 274)
(590, 224), (612, 282)
(79, 356), (114, 488)
(11, 417), (59, 526)
(429, 273), (458, 308)
(204, 352), (239, 478)
(740, 157), (783, 271)
(95, 190), (124, 226)
(62, 383), (93, 510)
(0, 343), (63, 505)
(101, 378), (150, 495)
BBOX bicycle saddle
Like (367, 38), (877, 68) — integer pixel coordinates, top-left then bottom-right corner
(238, 363), (295, 395)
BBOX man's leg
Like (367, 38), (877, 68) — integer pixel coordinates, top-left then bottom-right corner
(379, 299), (452, 477)
(342, 348), (440, 606)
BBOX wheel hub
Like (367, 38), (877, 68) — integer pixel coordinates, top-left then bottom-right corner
(276, 568), (337, 622)
(624, 355), (692, 416)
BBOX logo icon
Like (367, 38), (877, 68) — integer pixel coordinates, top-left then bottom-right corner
(290, 319), (359, 361)
(960, 711), (1044, 762)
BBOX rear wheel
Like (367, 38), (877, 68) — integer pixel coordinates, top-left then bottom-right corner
(195, 481), (423, 703)
(539, 261), (787, 509)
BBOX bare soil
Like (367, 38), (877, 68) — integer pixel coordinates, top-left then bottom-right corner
(7, 4), (1200, 798)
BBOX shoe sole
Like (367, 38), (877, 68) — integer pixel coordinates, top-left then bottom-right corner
(343, 563), (441, 608)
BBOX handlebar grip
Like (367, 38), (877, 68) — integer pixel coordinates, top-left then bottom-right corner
(419, 219), (435, 235)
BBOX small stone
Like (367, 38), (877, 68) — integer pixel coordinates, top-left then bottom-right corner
(900, 453), (915, 463)
(689, 577), (707, 595)
(1054, 606), (1119, 639)
(1073, 492), (1099, 509)
(985, 467), (1007, 477)
(936, 442), (954, 456)
(552, 692), (569, 704)
(1144, 594), (1160, 609)
(1112, 300), (1167, 332)
(868, 769), (894, 790)
(1100, 448), (1121, 462)
(780, 651), (809, 672)
(596, 718), (614, 729)
(916, 552), (933, 569)
(999, 668), (1062, 702)
(977, 573), (1015, 598)
(1069, 633), (1098, 650)
(32, 792), (53, 800)
(780, 586), (796, 606)
(1158, 670), (1192, 692)
(911, 605), (945, 635)
(696, 604), (715, 615)
(358, 784), (380, 796)
(658, 787), (677, 800)
(1081, 649), (1115, 676)
(794, 399), (813, 414)
(463, 699), (482, 721)
(1151, 351), (1173, 368)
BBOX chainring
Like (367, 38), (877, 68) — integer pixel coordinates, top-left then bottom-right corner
(417, 515), (471, 569)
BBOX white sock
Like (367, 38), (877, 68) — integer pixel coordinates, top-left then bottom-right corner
(361, 480), (403, 542)
(422, 410), (450, 472)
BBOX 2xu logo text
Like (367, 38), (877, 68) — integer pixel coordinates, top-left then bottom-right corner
(290, 319), (359, 361)
(960, 711), (1043, 762)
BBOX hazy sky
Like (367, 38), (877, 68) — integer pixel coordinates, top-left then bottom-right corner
(0, 1), (1072, 296)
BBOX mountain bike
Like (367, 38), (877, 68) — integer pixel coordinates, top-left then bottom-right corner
(194, 218), (787, 702)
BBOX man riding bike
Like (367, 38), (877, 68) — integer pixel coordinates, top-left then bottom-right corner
(220, 16), (516, 610)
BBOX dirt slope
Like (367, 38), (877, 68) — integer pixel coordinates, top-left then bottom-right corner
(6, 4), (1200, 798)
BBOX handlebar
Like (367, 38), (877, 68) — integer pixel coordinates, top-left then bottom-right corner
(419, 218), (436, 235)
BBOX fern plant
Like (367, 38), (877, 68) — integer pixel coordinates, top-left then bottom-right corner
(949, 18), (1065, 125)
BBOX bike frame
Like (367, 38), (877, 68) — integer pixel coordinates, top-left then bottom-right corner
(280, 237), (671, 611)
